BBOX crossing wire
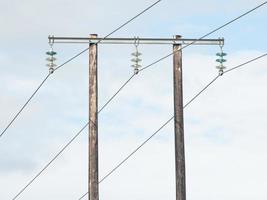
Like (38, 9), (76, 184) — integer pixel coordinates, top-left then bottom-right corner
(11, 52), (267, 200)
(78, 52), (267, 199)
(139, 0), (267, 72)
(10, 74), (135, 200)
(2, 0), (266, 140)
(0, 0), (162, 140)
(9, 1), (267, 198)
(53, 0), (162, 72)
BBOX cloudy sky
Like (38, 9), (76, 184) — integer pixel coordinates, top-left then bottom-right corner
(0, 0), (267, 199)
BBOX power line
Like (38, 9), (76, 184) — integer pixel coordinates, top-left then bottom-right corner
(0, 0), (162, 140)
(77, 76), (217, 199)
(139, 0), (267, 72)
(78, 117), (175, 199)
(77, 52), (267, 199)
(11, 50), (267, 200)
(11, 122), (89, 200)
(224, 53), (267, 74)
(3, 0), (265, 140)
(9, 1), (267, 197)
(183, 75), (220, 108)
(9, 73), (138, 200)
(0, 73), (51, 139)
(98, 74), (135, 113)
(53, 0), (162, 72)
(75, 10), (267, 199)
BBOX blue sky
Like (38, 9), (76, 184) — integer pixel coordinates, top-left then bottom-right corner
(1, 0), (267, 200)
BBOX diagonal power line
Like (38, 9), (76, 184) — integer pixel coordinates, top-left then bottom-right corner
(3, 0), (266, 140)
(9, 0), (267, 198)
(53, 0), (162, 72)
(0, 73), (51, 138)
(0, 0), (162, 140)
(11, 122), (89, 200)
(10, 73), (136, 200)
(2, 0), (266, 140)
(78, 52), (267, 200)
(139, 0), (267, 72)
(10, 0), (267, 198)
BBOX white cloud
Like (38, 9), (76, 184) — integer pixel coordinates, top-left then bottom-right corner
(1, 49), (267, 199)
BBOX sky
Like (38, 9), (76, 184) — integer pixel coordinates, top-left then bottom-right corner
(0, 0), (267, 200)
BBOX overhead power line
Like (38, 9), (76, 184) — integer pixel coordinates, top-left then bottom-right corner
(224, 53), (267, 74)
(11, 50), (263, 200)
(9, 73), (139, 200)
(9, 0), (267, 196)
(0, 0), (162, 140)
(3, 0), (265, 140)
(77, 52), (267, 200)
(9, 70), (138, 200)
(183, 75), (220, 108)
(11, 122), (89, 200)
(98, 74), (135, 113)
(53, 0), (162, 72)
(139, 0), (267, 72)
(0, 73), (51, 138)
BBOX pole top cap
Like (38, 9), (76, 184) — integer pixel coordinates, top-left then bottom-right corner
(90, 34), (98, 38)
(175, 35), (182, 39)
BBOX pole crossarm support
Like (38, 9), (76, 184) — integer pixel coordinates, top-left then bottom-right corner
(48, 36), (224, 46)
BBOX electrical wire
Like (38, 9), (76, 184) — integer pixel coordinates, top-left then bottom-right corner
(53, 0), (162, 72)
(98, 74), (135, 113)
(9, 1), (267, 198)
(77, 76), (217, 199)
(3, 0), (265, 140)
(78, 116), (174, 200)
(0, 0), (162, 140)
(183, 75), (220, 108)
(10, 73), (137, 200)
(10, 52), (267, 200)
(11, 122), (89, 200)
(139, 0), (267, 72)
(0, 73), (51, 139)
(224, 53), (267, 74)
(7, 69), (215, 199)
(77, 52), (267, 199)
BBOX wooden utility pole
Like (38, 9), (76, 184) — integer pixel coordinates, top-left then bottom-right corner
(89, 34), (99, 200)
(173, 35), (186, 200)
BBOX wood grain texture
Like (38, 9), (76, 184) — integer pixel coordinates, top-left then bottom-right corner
(89, 34), (99, 200)
(173, 35), (186, 200)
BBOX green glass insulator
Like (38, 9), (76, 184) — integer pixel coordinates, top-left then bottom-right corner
(216, 52), (227, 57)
(131, 52), (142, 56)
(216, 58), (227, 63)
(46, 51), (57, 56)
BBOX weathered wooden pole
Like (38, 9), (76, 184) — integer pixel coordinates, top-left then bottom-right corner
(89, 34), (99, 200)
(173, 35), (186, 200)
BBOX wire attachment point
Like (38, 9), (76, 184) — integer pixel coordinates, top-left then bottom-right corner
(131, 37), (142, 75)
(46, 39), (57, 74)
(216, 37), (226, 76)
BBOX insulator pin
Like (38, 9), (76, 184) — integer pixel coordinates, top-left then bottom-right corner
(215, 38), (227, 76)
(130, 37), (142, 75)
(46, 41), (57, 74)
